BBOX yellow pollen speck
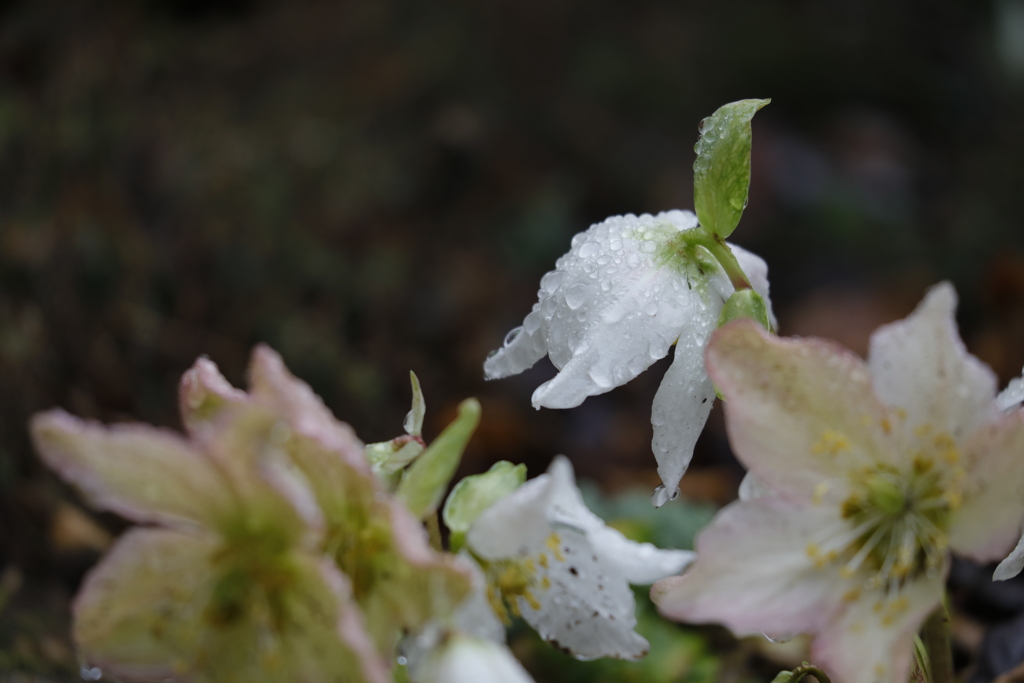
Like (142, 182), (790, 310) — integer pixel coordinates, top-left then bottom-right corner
(538, 554), (549, 569)
(914, 424), (932, 437)
(893, 408), (907, 421)
(812, 430), (851, 457)
(546, 533), (566, 562)
(813, 482), (830, 504)
(945, 490), (962, 510)
(842, 588), (860, 602)
(881, 418), (892, 435)
(840, 566), (855, 579)
(913, 456), (933, 474)
(541, 576), (551, 590)
(525, 558), (536, 573)
(875, 663), (886, 677)
(806, 542), (821, 558)
(873, 602), (884, 613)
(524, 590), (541, 611)
(942, 449), (960, 465)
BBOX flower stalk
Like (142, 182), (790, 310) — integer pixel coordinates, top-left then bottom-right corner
(920, 603), (954, 683)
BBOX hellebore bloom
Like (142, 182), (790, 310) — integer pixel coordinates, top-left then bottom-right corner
(484, 210), (773, 502)
(652, 283), (1024, 683)
(31, 404), (388, 683)
(180, 348), (473, 657)
(466, 456), (694, 660)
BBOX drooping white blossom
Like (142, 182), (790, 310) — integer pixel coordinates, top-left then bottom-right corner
(466, 456), (694, 660)
(484, 210), (773, 502)
(652, 283), (1024, 683)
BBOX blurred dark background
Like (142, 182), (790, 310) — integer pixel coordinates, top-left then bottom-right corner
(4, 0), (1024, 679)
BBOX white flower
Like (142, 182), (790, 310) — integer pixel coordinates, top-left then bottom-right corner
(484, 210), (773, 501)
(466, 456), (694, 660)
(651, 283), (1024, 683)
(409, 636), (535, 683)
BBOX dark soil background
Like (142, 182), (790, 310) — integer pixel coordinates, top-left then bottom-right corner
(3, 0), (1024, 680)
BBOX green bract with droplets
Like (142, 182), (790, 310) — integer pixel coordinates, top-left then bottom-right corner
(693, 98), (770, 239)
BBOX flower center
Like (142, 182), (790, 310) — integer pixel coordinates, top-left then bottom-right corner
(476, 532), (564, 624)
(806, 427), (966, 590)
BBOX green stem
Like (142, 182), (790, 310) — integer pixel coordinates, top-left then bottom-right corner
(920, 604), (955, 683)
(682, 228), (752, 291)
(789, 663), (832, 683)
(426, 512), (444, 552)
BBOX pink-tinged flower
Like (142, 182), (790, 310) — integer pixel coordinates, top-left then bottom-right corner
(31, 406), (388, 683)
(466, 456), (694, 660)
(180, 347), (473, 656)
(484, 210), (773, 503)
(651, 283), (1024, 683)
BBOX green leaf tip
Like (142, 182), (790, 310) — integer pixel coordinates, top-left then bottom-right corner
(443, 461), (527, 550)
(403, 371), (425, 436)
(717, 288), (771, 332)
(693, 98), (770, 239)
(397, 398), (481, 520)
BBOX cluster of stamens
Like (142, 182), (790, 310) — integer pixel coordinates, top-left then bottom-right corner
(805, 419), (967, 599)
(478, 532), (563, 624)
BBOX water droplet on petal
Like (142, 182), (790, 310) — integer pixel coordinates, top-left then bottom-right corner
(651, 484), (680, 507)
(504, 326), (523, 346)
(578, 241), (600, 259)
(564, 284), (592, 310)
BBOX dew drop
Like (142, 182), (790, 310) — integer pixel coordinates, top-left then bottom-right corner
(504, 326), (523, 346)
(578, 241), (600, 259)
(80, 666), (103, 681)
(396, 656), (409, 666)
(651, 484), (680, 507)
(564, 284), (592, 310)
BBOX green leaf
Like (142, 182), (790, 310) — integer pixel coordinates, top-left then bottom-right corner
(396, 398), (481, 519)
(443, 461), (526, 550)
(693, 98), (770, 239)
(717, 288), (771, 331)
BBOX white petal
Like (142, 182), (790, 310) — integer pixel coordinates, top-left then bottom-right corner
(996, 530), (1024, 580)
(411, 637), (535, 683)
(998, 368), (1024, 411)
(545, 457), (694, 584)
(466, 473), (552, 561)
(737, 471), (775, 501)
(529, 212), (707, 409)
(949, 409), (1024, 562)
(484, 307), (549, 380)
(517, 522), (651, 659)
(812, 577), (944, 683)
(650, 332), (717, 498)
(730, 243), (776, 329)
(652, 499), (848, 642)
(868, 282), (998, 442)
(451, 557), (507, 644)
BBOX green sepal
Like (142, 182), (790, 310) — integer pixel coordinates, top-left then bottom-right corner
(770, 673), (794, 683)
(717, 288), (771, 332)
(397, 398), (481, 520)
(365, 372), (427, 487)
(443, 461), (527, 552)
(693, 98), (770, 239)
